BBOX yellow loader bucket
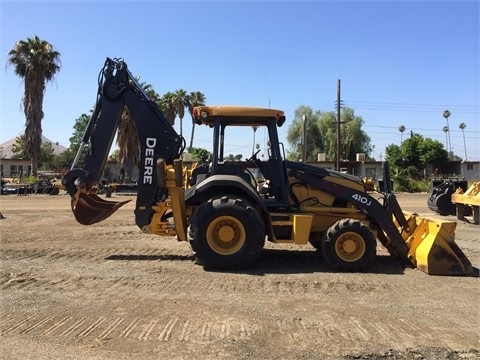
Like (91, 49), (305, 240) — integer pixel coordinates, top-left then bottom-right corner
(400, 214), (475, 276)
(71, 189), (131, 225)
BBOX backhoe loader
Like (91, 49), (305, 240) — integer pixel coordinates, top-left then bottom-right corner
(63, 58), (474, 276)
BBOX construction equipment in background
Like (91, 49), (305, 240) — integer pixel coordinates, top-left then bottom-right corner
(63, 58), (475, 276)
(452, 181), (480, 224)
(428, 178), (470, 215)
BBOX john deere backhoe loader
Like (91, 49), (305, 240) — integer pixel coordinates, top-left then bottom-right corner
(63, 58), (474, 276)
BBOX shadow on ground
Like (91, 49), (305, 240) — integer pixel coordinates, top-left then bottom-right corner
(105, 249), (407, 276)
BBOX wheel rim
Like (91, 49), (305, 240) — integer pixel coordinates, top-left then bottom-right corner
(334, 231), (366, 262)
(206, 215), (246, 255)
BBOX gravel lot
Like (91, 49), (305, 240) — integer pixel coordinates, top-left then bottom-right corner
(0, 192), (478, 359)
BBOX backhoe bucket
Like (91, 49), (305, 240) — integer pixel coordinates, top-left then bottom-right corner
(72, 191), (131, 225)
(401, 214), (475, 276)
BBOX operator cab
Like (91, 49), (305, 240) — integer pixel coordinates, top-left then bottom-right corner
(191, 106), (289, 207)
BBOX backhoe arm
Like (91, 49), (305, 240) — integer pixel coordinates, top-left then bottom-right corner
(63, 58), (184, 228)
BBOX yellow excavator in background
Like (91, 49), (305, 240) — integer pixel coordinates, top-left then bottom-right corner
(63, 58), (474, 276)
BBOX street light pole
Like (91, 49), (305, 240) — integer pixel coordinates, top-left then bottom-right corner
(443, 110), (452, 158)
(459, 122), (467, 160)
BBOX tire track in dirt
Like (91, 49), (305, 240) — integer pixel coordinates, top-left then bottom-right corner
(0, 312), (259, 345)
(1, 311), (476, 353)
(1, 265), (398, 297)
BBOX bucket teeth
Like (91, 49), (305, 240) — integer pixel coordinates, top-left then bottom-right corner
(72, 191), (131, 225)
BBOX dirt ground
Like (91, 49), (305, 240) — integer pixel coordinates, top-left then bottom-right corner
(0, 192), (478, 360)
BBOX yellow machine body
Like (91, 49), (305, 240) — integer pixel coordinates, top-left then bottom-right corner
(64, 59), (475, 277)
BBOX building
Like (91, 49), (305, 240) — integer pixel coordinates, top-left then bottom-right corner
(0, 136), (67, 179)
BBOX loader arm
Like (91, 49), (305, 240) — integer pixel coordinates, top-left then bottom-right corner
(63, 58), (184, 229)
(287, 164), (474, 275)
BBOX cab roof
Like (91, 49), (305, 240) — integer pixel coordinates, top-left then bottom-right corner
(192, 105), (286, 127)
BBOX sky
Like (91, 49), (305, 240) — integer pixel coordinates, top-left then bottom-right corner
(1, 0), (479, 162)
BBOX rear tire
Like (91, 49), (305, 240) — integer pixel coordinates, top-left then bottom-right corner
(321, 219), (376, 272)
(188, 196), (265, 269)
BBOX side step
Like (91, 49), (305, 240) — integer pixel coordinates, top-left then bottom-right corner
(270, 213), (313, 244)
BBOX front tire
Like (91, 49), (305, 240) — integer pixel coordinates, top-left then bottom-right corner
(188, 196), (265, 269)
(321, 219), (376, 272)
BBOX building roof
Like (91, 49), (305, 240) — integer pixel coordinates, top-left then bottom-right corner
(0, 135), (67, 159)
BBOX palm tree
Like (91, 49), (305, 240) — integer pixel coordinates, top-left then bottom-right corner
(398, 125), (406, 144)
(173, 89), (188, 137)
(252, 126), (258, 155)
(185, 91), (206, 151)
(7, 36), (61, 176)
(116, 106), (140, 182)
(11, 135), (28, 159)
(137, 79), (161, 103)
(160, 92), (177, 126)
(442, 126), (449, 150)
(459, 122), (467, 160)
(443, 110), (452, 157)
(116, 79), (160, 182)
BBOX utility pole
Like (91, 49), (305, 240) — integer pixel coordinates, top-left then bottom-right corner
(302, 114), (307, 162)
(336, 79), (341, 172)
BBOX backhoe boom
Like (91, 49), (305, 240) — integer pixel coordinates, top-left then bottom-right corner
(63, 58), (184, 229)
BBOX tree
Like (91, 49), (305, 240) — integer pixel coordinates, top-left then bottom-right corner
(286, 106), (323, 161)
(340, 108), (371, 161)
(186, 91), (206, 151)
(173, 89), (188, 137)
(316, 111), (337, 160)
(140, 81), (161, 103)
(419, 137), (448, 169)
(287, 106), (371, 162)
(11, 135), (28, 159)
(50, 111), (92, 170)
(442, 126), (449, 151)
(7, 35), (61, 176)
(51, 150), (73, 170)
(116, 79), (161, 182)
(160, 92), (177, 126)
(252, 126), (258, 155)
(116, 106), (140, 182)
(38, 141), (55, 170)
(398, 125), (406, 143)
(190, 147), (210, 161)
(11, 134), (55, 170)
(224, 154), (243, 161)
(69, 113), (90, 155)
(385, 134), (448, 178)
(384, 144), (403, 168)
(320, 107), (371, 161)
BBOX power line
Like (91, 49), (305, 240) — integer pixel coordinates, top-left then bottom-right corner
(345, 100), (479, 113)
(363, 123), (480, 134)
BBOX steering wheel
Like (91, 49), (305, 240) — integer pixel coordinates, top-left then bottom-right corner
(247, 149), (261, 162)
